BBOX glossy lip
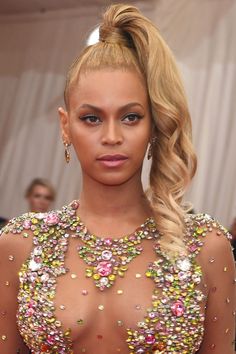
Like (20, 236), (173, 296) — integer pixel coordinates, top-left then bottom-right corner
(97, 154), (128, 167)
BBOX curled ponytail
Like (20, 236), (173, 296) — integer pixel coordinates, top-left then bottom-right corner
(64, 4), (197, 257)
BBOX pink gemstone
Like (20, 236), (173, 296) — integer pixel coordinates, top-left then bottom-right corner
(171, 301), (185, 316)
(155, 322), (163, 330)
(23, 220), (32, 229)
(26, 308), (35, 317)
(47, 335), (55, 345)
(129, 235), (136, 241)
(189, 244), (197, 252)
(44, 213), (59, 225)
(71, 200), (79, 209)
(145, 334), (155, 345)
(96, 261), (112, 276)
(104, 238), (113, 246)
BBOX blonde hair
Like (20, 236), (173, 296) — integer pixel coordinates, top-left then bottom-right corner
(64, 4), (197, 257)
(25, 178), (56, 201)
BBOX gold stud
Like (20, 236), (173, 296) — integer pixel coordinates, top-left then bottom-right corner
(98, 304), (104, 311)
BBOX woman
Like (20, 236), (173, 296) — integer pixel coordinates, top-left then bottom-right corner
(25, 178), (56, 213)
(0, 4), (235, 354)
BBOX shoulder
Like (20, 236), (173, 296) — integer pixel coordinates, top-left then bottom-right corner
(0, 201), (78, 261)
(184, 212), (232, 254)
(184, 213), (235, 287)
(0, 208), (63, 265)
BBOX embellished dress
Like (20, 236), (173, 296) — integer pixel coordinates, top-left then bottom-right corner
(0, 201), (235, 354)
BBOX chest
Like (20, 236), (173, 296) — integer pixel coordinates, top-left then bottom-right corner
(17, 236), (206, 353)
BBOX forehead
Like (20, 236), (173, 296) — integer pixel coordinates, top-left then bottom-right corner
(68, 69), (148, 109)
(31, 185), (50, 194)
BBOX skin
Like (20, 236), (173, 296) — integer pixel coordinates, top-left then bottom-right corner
(26, 185), (53, 213)
(59, 69), (153, 236)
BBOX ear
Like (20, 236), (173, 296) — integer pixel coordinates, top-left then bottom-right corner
(58, 107), (71, 144)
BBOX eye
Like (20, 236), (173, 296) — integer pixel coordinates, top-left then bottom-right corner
(122, 113), (143, 124)
(79, 115), (102, 125)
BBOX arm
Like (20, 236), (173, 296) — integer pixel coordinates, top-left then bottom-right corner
(0, 230), (33, 353)
(197, 228), (235, 354)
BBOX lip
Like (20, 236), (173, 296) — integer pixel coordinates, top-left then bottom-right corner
(97, 154), (128, 167)
(97, 154), (128, 161)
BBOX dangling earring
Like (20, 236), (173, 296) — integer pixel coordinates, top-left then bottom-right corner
(147, 137), (157, 160)
(64, 142), (71, 163)
(147, 143), (152, 160)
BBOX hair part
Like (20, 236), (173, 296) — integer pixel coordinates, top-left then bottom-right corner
(64, 3), (197, 258)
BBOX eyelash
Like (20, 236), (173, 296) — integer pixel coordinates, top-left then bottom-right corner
(79, 113), (143, 125)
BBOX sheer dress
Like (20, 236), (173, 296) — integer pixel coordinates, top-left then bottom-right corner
(0, 201), (235, 354)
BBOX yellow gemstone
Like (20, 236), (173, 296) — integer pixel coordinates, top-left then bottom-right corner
(47, 317), (55, 323)
(120, 266), (128, 272)
(108, 274), (115, 281)
(146, 271), (152, 277)
(93, 274), (100, 280)
(118, 271), (124, 277)
(196, 227), (204, 234)
(31, 218), (38, 224)
(86, 269), (93, 277)
(64, 328), (71, 336)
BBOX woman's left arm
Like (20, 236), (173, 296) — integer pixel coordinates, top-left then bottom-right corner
(197, 228), (235, 354)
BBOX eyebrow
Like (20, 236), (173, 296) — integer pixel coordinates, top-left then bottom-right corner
(77, 102), (145, 114)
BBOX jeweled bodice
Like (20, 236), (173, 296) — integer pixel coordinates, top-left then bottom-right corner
(1, 201), (232, 353)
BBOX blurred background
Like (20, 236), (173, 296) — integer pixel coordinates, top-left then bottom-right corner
(0, 0), (235, 229)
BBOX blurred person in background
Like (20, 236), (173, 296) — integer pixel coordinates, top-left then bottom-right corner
(0, 216), (8, 229)
(229, 217), (236, 261)
(25, 178), (56, 213)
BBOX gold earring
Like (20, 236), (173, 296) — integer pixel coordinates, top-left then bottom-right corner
(64, 142), (71, 163)
(147, 137), (157, 160)
(147, 143), (152, 160)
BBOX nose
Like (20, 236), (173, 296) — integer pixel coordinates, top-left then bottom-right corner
(101, 120), (123, 145)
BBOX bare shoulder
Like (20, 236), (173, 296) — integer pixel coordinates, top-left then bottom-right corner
(0, 213), (35, 272)
(185, 215), (236, 353)
(185, 213), (235, 286)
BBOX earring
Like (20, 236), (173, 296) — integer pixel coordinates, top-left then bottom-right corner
(147, 137), (157, 160)
(147, 143), (152, 160)
(64, 142), (71, 163)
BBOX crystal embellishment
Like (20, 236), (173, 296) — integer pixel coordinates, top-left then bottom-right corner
(176, 258), (191, 272)
(76, 218), (159, 291)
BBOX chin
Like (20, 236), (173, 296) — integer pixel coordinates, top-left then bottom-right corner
(94, 173), (137, 187)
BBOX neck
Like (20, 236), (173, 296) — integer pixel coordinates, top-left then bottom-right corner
(77, 173), (152, 237)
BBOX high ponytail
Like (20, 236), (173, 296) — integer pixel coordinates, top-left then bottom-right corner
(64, 4), (197, 258)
